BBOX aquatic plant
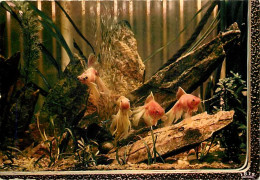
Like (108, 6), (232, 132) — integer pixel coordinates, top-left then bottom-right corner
(35, 115), (75, 167)
(76, 138), (99, 167)
(115, 147), (128, 165)
(55, 1), (95, 55)
(206, 71), (247, 163)
(137, 127), (165, 165)
(0, 0), (247, 171)
(11, 2), (41, 83)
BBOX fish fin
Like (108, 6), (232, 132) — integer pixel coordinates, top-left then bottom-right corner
(153, 120), (158, 126)
(145, 92), (154, 104)
(110, 113), (119, 135)
(161, 115), (168, 122)
(176, 87), (186, 100)
(89, 82), (100, 107)
(143, 111), (153, 126)
(164, 109), (175, 126)
(128, 110), (133, 116)
(174, 109), (183, 123)
(87, 53), (96, 67)
(132, 107), (145, 126)
(172, 103), (183, 123)
(119, 113), (131, 140)
(193, 105), (199, 112)
(96, 76), (110, 94)
(184, 112), (191, 119)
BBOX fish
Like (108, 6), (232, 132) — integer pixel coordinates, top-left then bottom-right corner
(110, 96), (132, 141)
(77, 54), (110, 107)
(163, 87), (201, 126)
(132, 92), (166, 127)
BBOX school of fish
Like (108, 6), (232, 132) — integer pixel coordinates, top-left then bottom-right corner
(77, 55), (201, 140)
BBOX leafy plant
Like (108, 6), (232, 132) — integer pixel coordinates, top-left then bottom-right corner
(138, 127), (165, 165)
(76, 138), (99, 167)
(35, 114), (74, 167)
(11, 2), (41, 83)
(0, 1), (58, 89)
(206, 71), (247, 163)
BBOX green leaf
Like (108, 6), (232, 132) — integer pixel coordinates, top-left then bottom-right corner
(55, 1), (95, 55)
(188, 11), (220, 53)
(39, 43), (62, 77)
(34, 68), (51, 90)
(29, 3), (75, 63)
(238, 124), (247, 130)
(235, 106), (247, 116)
(1, 2), (22, 26)
(138, 135), (152, 165)
(115, 148), (122, 165)
(215, 87), (222, 93)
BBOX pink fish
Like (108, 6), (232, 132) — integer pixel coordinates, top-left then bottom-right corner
(163, 87), (201, 126)
(77, 67), (98, 86)
(132, 92), (165, 127)
(110, 96), (132, 141)
(77, 54), (110, 107)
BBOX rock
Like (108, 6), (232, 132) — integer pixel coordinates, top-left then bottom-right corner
(99, 21), (145, 96)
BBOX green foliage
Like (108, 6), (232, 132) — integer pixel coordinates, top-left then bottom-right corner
(35, 115), (73, 167)
(55, 1), (95, 55)
(29, 3), (75, 64)
(213, 71), (246, 113)
(12, 2), (41, 83)
(208, 71), (247, 163)
(76, 138), (99, 167)
(139, 135), (152, 165)
(138, 127), (165, 165)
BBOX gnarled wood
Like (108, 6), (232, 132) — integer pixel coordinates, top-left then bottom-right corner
(128, 24), (241, 109)
(107, 110), (234, 164)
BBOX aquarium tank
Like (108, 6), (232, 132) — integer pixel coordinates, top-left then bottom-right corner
(0, 0), (248, 171)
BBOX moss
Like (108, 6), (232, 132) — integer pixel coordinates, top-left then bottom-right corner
(183, 128), (202, 142)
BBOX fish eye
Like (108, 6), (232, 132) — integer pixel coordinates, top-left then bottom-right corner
(192, 99), (195, 101)
(84, 77), (88, 80)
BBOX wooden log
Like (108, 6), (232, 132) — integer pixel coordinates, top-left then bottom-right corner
(107, 110), (234, 164)
(128, 24), (241, 108)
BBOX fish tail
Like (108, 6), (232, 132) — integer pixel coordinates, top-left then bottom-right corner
(164, 110), (175, 126)
(172, 104), (183, 123)
(110, 114), (119, 135)
(120, 113), (131, 140)
(132, 106), (145, 126)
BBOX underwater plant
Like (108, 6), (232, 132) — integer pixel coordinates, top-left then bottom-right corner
(76, 138), (99, 167)
(138, 128), (165, 165)
(11, 2), (41, 83)
(0, 0), (248, 171)
(205, 71), (247, 163)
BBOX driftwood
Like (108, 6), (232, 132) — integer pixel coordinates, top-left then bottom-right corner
(108, 110), (234, 164)
(128, 23), (241, 108)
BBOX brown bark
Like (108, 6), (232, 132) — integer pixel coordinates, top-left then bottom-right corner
(107, 110), (234, 164)
(127, 24), (241, 109)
